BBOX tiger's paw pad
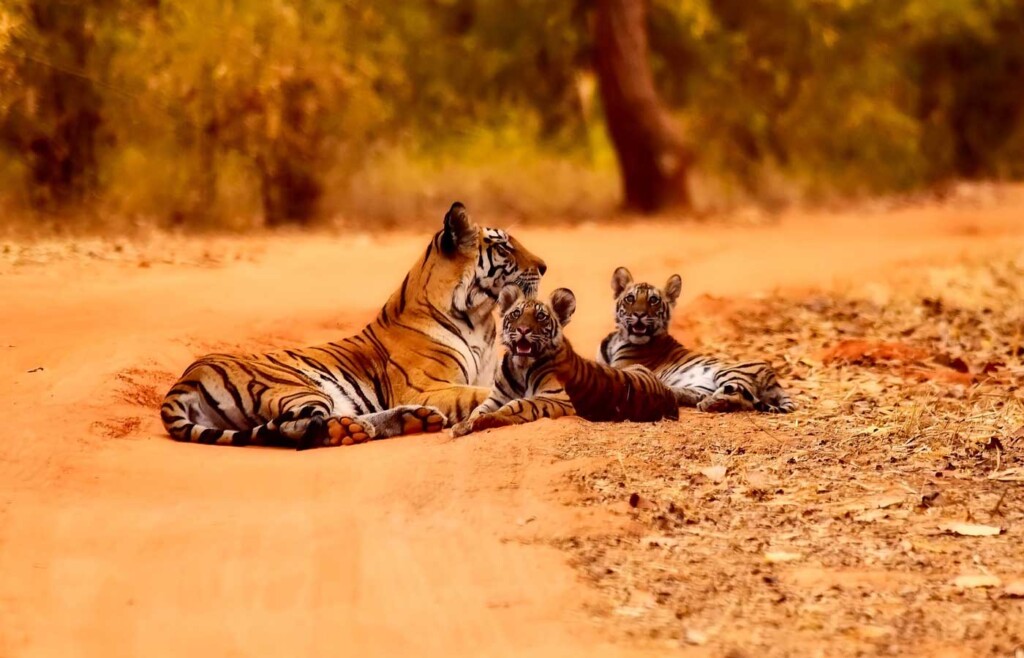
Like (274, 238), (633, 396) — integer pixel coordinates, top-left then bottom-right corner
(298, 416), (372, 450)
(326, 416), (373, 446)
(399, 406), (447, 435)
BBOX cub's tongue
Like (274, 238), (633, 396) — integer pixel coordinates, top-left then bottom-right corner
(515, 338), (533, 355)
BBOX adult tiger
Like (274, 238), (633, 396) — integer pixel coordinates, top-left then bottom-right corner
(161, 202), (547, 449)
(597, 267), (796, 413)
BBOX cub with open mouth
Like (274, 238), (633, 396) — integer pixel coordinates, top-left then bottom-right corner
(451, 286), (679, 436)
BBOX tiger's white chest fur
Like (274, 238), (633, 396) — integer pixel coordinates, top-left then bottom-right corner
(662, 361), (718, 391)
(468, 328), (498, 387)
(441, 295), (500, 387)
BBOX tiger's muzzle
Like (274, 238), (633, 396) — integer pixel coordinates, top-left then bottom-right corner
(625, 315), (655, 336)
(505, 328), (544, 358)
(515, 269), (544, 298)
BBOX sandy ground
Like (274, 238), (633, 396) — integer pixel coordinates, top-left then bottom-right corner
(2, 193), (1023, 658)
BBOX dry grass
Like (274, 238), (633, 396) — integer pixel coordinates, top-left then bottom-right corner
(547, 251), (1024, 657)
(332, 147), (621, 228)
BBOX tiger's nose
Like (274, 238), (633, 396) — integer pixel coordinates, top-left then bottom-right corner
(538, 262), (547, 276)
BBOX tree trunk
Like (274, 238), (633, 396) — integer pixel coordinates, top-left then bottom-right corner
(258, 77), (323, 227)
(19, 1), (103, 209)
(257, 155), (322, 228)
(593, 0), (691, 213)
(195, 60), (218, 219)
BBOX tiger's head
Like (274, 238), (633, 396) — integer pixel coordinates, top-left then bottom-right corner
(438, 202), (547, 315)
(498, 286), (576, 361)
(611, 266), (682, 344)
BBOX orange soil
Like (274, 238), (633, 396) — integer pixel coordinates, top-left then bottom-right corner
(2, 195), (1023, 658)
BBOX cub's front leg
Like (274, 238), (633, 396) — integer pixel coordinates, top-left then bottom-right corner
(451, 409), (521, 437)
(452, 395), (575, 437)
(414, 385), (493, 426)
(450, 389), (507, 437)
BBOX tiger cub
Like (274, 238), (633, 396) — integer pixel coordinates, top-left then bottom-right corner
(452, 286), (678, 436)
(450, 288), (575, 436)
(597, 267), (796, 413)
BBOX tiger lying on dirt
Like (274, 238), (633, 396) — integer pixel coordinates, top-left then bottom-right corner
(451, 286), (678, 436)
(161, 202), (547, 449)
(597, 267), (796, 413)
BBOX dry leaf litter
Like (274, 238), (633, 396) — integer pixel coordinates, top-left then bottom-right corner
(547, 250), (1024, 657)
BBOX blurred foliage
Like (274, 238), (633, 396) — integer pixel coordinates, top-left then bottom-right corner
(1, 0), (1023, 227)
(650, 0), (1024, 200)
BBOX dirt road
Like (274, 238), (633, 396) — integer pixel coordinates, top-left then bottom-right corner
(2, 195), (1023, 658)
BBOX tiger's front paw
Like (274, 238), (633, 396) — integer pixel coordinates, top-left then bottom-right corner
(697, 383), (757, 413)
(450, 413), (513, 438)
(450, 420), (474, 438)
(469, 413), (514, 432)
(756, 398), (797, 414)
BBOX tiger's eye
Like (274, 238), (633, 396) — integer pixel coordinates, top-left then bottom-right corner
(625, 295), (635, 304)
(650, 296), (660, 305)
(536, 310), (547, 321)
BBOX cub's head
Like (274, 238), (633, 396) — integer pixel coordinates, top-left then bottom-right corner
(498, 286), (576, 360)
(439, 202), (547, 311)
(611, 266), (682, 344)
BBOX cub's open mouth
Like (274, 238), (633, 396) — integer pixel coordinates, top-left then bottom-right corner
(629, 324), (650, 336)
(514, 337), (535, 356)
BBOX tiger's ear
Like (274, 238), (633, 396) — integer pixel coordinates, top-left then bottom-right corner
(664, 274), (682, 307)
(441, 202), (478, 256)
(612, 267), (633, 298)
(550, 288), (577, 327)
(498, 285), (524, 315)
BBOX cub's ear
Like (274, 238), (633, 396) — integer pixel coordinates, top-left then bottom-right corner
(664, 274), (682, 307)
(612, 267), (633, 298)
(550, 288), (577, 327)
(441, 201), (478, 256)
(498, 285), (524, 315)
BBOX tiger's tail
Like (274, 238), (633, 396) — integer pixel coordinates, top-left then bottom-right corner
(160, 404), (323, 447)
